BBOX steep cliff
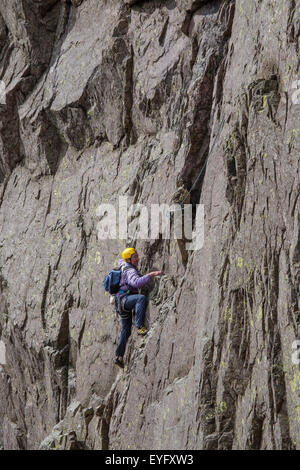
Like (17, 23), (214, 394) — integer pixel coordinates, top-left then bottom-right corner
(0, 0), (299, 450)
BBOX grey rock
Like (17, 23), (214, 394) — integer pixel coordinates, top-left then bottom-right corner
(0, 0), (299, 451)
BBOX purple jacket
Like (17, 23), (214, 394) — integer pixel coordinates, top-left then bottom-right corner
(117, 259), (151, 295)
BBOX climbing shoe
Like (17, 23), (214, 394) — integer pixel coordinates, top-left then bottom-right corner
(137, 326), (148, 336)
(114, 357), (124, 369)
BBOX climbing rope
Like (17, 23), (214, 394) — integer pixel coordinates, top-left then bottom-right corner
(180, 116), (225, 206)
(155, 116), (226, 299)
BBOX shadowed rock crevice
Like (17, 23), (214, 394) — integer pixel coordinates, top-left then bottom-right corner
(0, 0), (66, 181)
(179, 0), (235, 210)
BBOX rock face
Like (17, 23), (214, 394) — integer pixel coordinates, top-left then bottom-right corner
(0, 0), (299, 450)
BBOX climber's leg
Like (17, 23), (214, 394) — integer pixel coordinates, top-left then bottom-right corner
(123, 294), (148, 329)
(115, 316), (132, 361)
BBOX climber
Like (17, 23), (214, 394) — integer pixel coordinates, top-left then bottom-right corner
(114, 247), (163, 368)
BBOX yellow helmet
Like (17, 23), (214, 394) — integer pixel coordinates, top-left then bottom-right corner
(122, 247), (137, 261)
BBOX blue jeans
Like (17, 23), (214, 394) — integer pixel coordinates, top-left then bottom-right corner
(115, 294), (148, 358)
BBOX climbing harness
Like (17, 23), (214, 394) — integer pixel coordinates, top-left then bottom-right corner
(116, 290), (133, 319)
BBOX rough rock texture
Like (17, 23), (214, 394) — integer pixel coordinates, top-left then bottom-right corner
(0, 0), (299, 450)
